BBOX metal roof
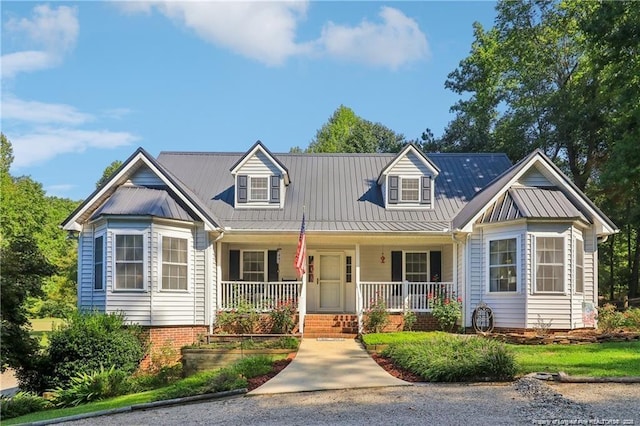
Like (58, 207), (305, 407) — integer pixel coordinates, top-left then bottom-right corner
(156, 152), (512, 232)
(91, 186), (195, 222)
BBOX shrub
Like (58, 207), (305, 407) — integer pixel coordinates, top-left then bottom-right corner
(129, 364), (183, 393)
(403, 310), (418, 331)
(430, 294), (462, 332)
(0, 392), (53, 421)
(156, 368), (247, 400)
(52, 365), (129, 407)
(22, 311), (146, 392)
(623, 307), (640, 331)
(382, 334), (516, 382)
(598, 304), (627, 332)
(232, 355), (274, 378)
(216, 298), (260, 333)
(269, 298), (297, 334)
(364, 295), (390, 333)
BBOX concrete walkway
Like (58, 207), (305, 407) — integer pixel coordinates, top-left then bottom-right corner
(248, 338), (410, 395)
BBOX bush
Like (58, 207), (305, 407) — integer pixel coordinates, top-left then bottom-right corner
(430, 294), (462, 332)
(382, 334), (516, 382)
(364, 295), (390, 333)
(52, 365), (129, 407)
(598, 304), (627, 332)
(0, 392), (53, 421)
(129, 364), (183, 393)
(156, 368), (247, 400)
(623, 307), (640, 331)
(403, 310), (417, 331)
(19, 311), (146, 392)
(269, 299), (297, 334)
(232, 355), (274, 378)
(216, 298), (261, 333)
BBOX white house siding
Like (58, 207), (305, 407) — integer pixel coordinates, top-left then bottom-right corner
(571, 226), (597, 328)
(105, 220), (151, 325)
(239, 151), (282, 175)
(389, 151), (433, 176)
(78, 222), (107, 312)
(469, 224), (527, 329)
(525, 222), (573, 329)
(517, 167), (552, 187)
(127, 165), (165, 187)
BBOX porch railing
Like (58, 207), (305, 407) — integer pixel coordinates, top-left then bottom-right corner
(219, 281), (302, 312)
(359, 281), (456, 313)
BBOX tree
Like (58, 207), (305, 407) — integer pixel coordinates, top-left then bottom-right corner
(96, 160), (123, 188)
(1, 236), (56, 371)
(307, 105), (406, 153)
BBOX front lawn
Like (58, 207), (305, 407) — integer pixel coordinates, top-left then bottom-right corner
(509, 341), (640, 377)
(361, 331), (440, 345)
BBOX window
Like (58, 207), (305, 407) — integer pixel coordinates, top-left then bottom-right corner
(401, 178), (420, 202)
(250, 177), (269, 201)
(345, 256), (352, 283)
(575, 239), (584, 293)
(536, 237), (564, 293)
(115, 234), (144, 290)
(162, 236), (188, 290)
(242, 251), (265, 282)
(94, 235), (104, 290)
(489, 238), (517, 292)
(405, 252), (428, 282)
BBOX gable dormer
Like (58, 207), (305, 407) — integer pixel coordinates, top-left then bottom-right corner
(230, 141), (290, 209)
(377, 144), (439, 209)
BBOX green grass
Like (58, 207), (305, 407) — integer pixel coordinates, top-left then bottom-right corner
(510, 341), (640, 377)
(361, 331), (443, 345)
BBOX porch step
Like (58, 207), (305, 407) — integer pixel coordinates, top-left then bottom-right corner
(303, 314), (359, 337)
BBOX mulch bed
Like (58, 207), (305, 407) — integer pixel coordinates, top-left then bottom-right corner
(370, 353), (424, 382)
(247, 358), (292, 391)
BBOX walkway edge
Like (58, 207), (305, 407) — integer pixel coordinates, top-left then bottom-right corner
(24, 388), (247, 426)
(526, 372), (640, 383)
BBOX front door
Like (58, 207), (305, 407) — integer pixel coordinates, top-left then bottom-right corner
(318, 253), (343, 311)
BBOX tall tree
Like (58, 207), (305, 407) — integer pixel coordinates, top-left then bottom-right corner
(307, 105), (406, 153)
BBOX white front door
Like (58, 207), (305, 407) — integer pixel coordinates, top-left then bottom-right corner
(318, 253), (343, 311)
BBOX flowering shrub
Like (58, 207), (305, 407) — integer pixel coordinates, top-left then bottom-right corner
(216, 298), (260, 333)
(269, 298), (297, 334)
(364, 295), (390, 333)
(430, 294), (462, 332)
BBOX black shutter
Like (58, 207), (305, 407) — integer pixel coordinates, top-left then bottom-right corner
(421, 176), (431, 205)
(391, 251), (403, 281)
(270, 176), (280, 203)
(237, 175), (248, 203)
(229, 250), (240, 281)
(388, 175), (399, 204)
(268, 250), (279, 282)
(430, 251), (442, 282)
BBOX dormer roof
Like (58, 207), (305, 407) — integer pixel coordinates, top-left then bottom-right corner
(229, 140), (290, 185)
(377, 143), (440, 185)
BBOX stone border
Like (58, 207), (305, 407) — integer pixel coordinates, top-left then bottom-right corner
(526, 372), (640, 384)
(487, 331), (640, 345)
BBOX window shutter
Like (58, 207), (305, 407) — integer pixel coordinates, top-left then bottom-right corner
(430, 251), (442, 282)
(388, 175), (399, 204)
(421, 176), (431, 205)
(268, 250), (279, 282)
(391, 251), (403, 281)
(237, 175), (248, 204)
(270, 176), (280, 203)
(229, 250), (240, 280)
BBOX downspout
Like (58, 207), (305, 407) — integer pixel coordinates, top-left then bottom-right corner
(209, 230), (224, 335)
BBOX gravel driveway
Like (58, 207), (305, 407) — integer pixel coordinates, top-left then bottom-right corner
(62, 379), (639, 426)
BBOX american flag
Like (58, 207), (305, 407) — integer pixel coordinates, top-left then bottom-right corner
(294, 213), (306, 278)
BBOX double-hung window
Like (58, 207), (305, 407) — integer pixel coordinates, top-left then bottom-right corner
(535, 236), (564, 293)
(575, 239), (584, 293)
(400, 178), (420, 202)
(249, 177), (269, 201)
(242, 251), (265, 282)
(94, 235), (104, 290)
(161, 236), (188, 290)
(405, 252), (428, 282)
(115, 234), (144, 290)
(489, 238), (517, 292)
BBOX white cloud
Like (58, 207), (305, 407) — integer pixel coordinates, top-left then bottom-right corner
(11, 127), (139, 168)
(3, 96), (93, 125)
(116, 3), (428, 69)
(317, 7), (429, 69)
(1, 4), (79, 78)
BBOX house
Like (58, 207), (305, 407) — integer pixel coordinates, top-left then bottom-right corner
(62, 141), (617, 350)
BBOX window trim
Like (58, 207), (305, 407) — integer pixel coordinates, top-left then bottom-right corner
(486, 236), (519, 293)
(248, 176), (269, 202)
(93, 233), (105, 291)
(402, 251), (430, 283)
(240, 249), (267, 282)
(575, 236), (584, 294)
(159, 233), (191, 293)
(399, 177), (420, 203)
(112, 231), (147, 292)
(532, 233), (567, 295)
(387, 174), (435, 209)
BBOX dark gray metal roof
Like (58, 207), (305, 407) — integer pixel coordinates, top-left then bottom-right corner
(156, 152), (512, 232)
(478, 187), (588, 224)
(91, 186), (195, 222)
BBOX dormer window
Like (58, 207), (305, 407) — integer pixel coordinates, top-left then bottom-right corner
(401, 178), (420, 202)
(388, 175), (433, 207)
(250, 177), (269, 201)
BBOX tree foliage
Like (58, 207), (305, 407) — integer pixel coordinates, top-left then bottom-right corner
(96, 160), (123, 188)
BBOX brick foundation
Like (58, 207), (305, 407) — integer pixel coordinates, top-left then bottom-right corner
(139, 325), (209, 371)
(378, 313), (441, 332)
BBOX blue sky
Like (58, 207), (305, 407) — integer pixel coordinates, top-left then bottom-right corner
(1, 1), (497, 201)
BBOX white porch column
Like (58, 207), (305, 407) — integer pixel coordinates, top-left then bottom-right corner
(213, 239), (222, 334)
(355, 243), (362, 333)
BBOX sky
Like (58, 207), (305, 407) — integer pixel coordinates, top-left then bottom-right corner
(1, 1), (497, 201)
